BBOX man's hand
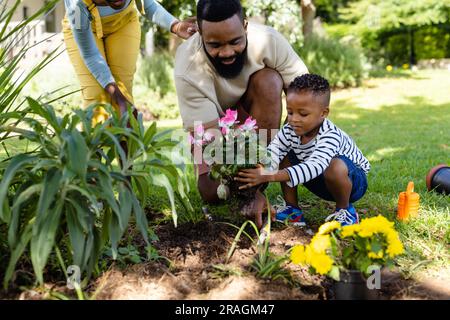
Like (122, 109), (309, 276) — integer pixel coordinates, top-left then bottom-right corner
(241, 189), (276, 229)
(235, 164), (271, 190)
(171, 17), (198, 40)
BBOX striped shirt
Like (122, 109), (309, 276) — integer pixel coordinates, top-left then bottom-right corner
(268, 119), (370, 187)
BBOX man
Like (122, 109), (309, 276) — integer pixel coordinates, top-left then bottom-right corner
(174, 0), (308, 227)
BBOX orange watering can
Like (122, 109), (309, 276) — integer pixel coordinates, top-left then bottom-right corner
(397, 181), (420, 221)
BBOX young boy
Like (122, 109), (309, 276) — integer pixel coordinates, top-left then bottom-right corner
(235, 74), (370, 226)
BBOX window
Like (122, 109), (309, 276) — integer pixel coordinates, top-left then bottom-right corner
(23, 6), (28, 19)
(44, 1), (56, 33)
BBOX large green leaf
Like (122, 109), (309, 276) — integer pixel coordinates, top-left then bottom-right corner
(30, 169), (64, 284)
(0, 154), (37, 223)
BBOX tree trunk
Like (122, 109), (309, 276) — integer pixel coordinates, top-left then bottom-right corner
(298, 0), (316, 40)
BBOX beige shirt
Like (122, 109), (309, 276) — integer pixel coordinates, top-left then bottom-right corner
(174, 22), (309, 130)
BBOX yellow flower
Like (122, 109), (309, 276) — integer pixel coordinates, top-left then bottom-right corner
(368, 250), (384, 259)
(358, 215), (394, 238)
(290, 245), (306, 265)
(310, 252), (334, 275)
(318, 221), (341, 235)
(386, 65), (393, 72)
(341, 224), (361, 238)
(386, 232), (405, 257)
(310, 234), (331, 254)
(402, 63), (409, 69)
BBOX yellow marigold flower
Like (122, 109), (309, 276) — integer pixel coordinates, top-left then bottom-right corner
(386, 65), (393, 72)
(318, 221), (341, 235)
(310, 252), (334, 275)
(359, 215), (394, 237)
(310, 234), (331, 254)
(341, 224), (361, 238)
(368, 250), (384, 259)
(386, 232), (404, 257)
(291, 245), (306, 265)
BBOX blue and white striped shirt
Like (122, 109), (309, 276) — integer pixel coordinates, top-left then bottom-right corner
(268, 119), (370, 187)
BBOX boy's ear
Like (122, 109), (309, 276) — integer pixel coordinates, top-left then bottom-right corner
(244, 19), (248, 31)
(322, 107), (330, 118)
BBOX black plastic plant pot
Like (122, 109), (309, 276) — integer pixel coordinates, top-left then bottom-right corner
(426, 165), (450, 195)
(332, 270), (380, 300)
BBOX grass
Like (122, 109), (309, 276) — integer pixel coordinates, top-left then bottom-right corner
(2, 69), (449, 284)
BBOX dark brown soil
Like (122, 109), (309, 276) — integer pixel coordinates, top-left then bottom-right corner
(2, 220), (449, 300)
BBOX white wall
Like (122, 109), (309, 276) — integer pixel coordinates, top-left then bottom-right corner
(5, 0), (65, 33)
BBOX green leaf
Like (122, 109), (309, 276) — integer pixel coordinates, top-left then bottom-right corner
(61, 129), (89, 180)
(328, 266), (341, 281)
(0, 154), (37, 223)
(30, 169), (64, 284)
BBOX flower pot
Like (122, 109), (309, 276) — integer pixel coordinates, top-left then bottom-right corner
(332, 270), (380, 300)
(426, 164), (450, 195)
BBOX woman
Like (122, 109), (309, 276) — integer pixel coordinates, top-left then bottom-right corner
(62, 0), (196, 122)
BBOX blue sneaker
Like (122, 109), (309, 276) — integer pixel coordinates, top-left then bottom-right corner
(274, 197), (305, 226)
(325, 204), (359, 226)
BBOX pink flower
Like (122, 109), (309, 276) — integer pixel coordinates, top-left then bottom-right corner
(240, 116), (258, 131)
(221, 126), (230, 135)
(203, 131), (214, 142)
(188, 133), (195, 145)
(218, 109), (238, 129)
(194, 124), (205, 137)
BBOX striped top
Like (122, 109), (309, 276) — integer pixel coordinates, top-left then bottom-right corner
(268, 119), (370, 187)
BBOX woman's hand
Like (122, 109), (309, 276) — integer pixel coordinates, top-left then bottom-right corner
(171, 17), (198, 40)
(105, 83), (132, 117)
(235, 164), (271, 190)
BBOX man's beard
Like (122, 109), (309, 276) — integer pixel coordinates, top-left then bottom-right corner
(203, 41), (248, 79)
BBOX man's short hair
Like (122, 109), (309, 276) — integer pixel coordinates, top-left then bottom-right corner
(288, 74), (331, 107)
(197, 0), (244, 28)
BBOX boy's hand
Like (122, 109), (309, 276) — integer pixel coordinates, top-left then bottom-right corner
(235, 164), (270, 190)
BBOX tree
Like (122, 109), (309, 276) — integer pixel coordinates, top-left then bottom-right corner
(339, 0), (450, 64)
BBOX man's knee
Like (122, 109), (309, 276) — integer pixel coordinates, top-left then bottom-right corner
(248, 68), (283, 97)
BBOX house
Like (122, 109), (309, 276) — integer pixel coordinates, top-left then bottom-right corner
(3, 0), (66, 65)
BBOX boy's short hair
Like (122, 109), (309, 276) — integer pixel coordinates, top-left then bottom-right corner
(197, 0), (244, 29)
(288, 74), (331, 107)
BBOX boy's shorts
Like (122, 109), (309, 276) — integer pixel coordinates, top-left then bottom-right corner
(287, 151), (368, 203)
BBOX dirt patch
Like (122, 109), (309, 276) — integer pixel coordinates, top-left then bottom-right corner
(91, 221), (450, 300)
(2, 220), (448, 300)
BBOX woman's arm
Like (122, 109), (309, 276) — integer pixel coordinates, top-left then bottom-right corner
(65, 0), (115, 88)
(143, 0), (197, 39)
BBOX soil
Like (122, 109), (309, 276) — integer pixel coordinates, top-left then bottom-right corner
(87, 221), (450, 300)
(3, 220), (449, 300)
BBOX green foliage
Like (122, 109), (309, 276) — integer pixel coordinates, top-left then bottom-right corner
(0, 0), (60, 147)
(244, 0), (304, 45)
(0, 100), (192, 288)
(139, 51), (174, 98)
(340, 0), (450, 32)
(295, 35), (367, 88)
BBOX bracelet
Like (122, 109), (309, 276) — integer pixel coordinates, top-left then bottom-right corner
(171, 20), (180, 34)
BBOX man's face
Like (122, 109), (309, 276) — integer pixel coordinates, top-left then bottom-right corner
(104, 0), (127, 10)
(286, 91), (329, 137)
(200, 14), (248, 79)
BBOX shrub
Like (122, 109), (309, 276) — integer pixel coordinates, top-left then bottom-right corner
(0, 99), (192, 288)
(138, 51), (175, 98)
(295, 35), (367, 88)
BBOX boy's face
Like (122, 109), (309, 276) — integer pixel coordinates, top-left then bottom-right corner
(286, 90), (329, 137)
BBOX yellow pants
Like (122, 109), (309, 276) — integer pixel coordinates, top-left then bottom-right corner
(62, 2), (141, 122)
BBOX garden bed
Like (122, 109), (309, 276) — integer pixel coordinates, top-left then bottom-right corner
(7, 220), (448, 300)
